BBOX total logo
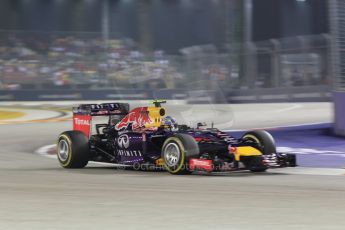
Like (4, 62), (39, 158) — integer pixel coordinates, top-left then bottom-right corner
(117, 134), (130, 149)
(73, 118), (90, 126)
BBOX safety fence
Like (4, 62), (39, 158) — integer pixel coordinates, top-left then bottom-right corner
(0, 85), (332, 103)
(0, 31), (333, 103)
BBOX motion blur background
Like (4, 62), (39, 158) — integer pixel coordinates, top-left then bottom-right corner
(0, 0), (344, 134)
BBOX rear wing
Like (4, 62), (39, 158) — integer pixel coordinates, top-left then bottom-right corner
(72, 103), (129, 137)
(73, 103), (130, 116)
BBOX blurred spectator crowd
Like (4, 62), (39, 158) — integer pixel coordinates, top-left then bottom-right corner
(0, 32), (330, 91)
(0, 33), (184, 90)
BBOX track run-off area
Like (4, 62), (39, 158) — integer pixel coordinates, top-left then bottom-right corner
(0, 101), (344, 230)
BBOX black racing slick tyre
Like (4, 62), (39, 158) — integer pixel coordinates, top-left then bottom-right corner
(247, 156), (267, 172)
(242, 130), (276, 155)
(57, 131), (90, 168)
(161, 134), (199, 175)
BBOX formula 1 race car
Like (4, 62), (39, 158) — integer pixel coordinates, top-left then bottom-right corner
(57, 100), (296, 175)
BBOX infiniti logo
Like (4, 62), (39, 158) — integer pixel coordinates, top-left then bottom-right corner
(117, 134), (129, 149)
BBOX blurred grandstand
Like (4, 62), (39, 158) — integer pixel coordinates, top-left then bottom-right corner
(0, 0), (333, 103)
(0, 31), (332, 92)
(0, 31), (183, 90)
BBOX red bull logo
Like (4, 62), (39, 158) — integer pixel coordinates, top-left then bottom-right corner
(115, 107), (153, 131)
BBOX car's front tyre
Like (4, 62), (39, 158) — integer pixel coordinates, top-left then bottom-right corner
(242, 130), (276, 155)
(246, 156), (267, 172)
(162, 134), (199, 175)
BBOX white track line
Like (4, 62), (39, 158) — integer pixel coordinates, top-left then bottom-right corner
(35, 144), (130, 167)
(35, 144), (56, 159)
(271, 167), (345, 176)
(223, 122), (330, 132)
(273, 103), (302, 113)
(277, 147), (345, 156)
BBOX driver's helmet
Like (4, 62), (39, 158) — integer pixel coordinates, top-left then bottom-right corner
(163, 116), (178, 130)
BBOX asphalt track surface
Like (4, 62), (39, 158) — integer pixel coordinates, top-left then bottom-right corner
(1, 102), (345, 230)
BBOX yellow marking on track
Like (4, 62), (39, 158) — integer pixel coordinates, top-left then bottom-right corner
(0, 117), (71, 125)
(0, 106), (72, 125)
(0, 110), (26, 120)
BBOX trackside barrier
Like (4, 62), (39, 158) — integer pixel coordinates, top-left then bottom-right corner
(334, 91), (345, 136)
(0, 86), (331, 103)
(224, 85), (332, 103)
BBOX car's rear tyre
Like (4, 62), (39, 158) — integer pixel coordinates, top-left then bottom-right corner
(162, 134), (199, 175)
(242, 130), (276, 155)
(57, 131), (89, 168)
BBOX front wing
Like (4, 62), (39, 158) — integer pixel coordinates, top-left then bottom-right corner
(189, 153), (297, 172)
